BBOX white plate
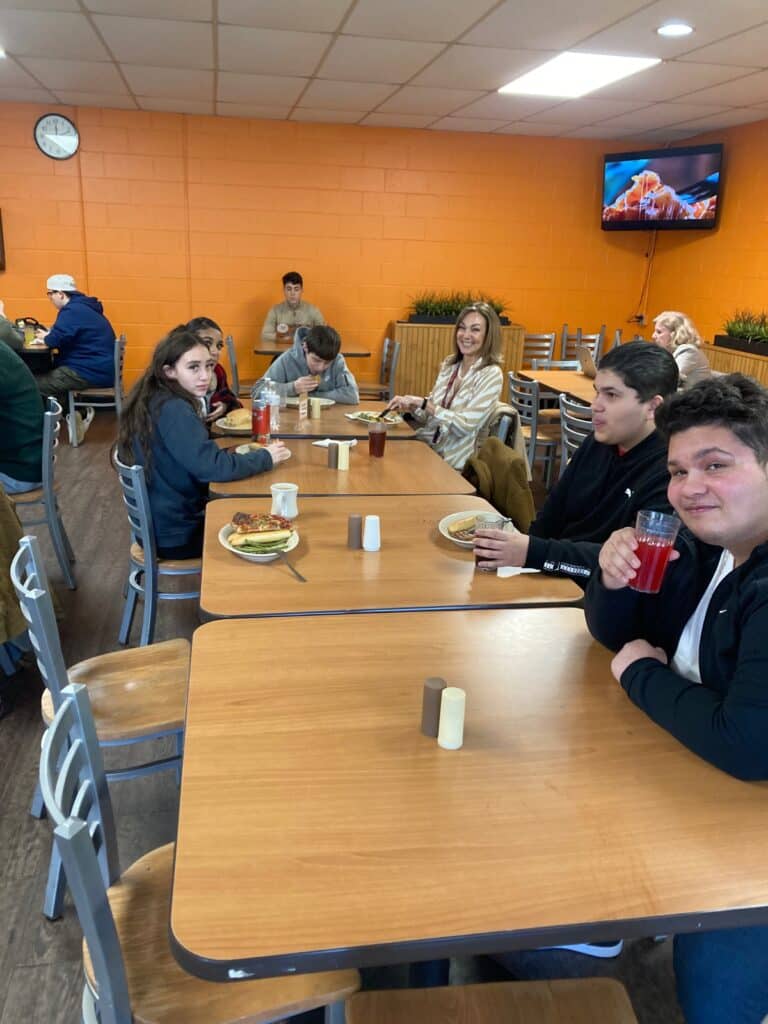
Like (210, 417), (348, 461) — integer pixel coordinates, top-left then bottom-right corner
(438, 511), (482, 549)
(214, 417), (252, 435)
(234, 442), (266, 454)
(218, 524), (299, 563)
(285, 396), (335, 407)
(344, 410), (403, 424)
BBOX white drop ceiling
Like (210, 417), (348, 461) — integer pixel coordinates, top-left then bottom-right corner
(1, 0), (768, 140)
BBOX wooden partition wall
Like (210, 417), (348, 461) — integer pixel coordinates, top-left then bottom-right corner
(702, 344), (768, 387)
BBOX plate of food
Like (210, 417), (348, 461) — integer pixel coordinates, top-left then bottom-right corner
(285, 395), (335, 407)
(438, 511), (483, 549)
(219, 511), (299, 563)
(214, 408), (252, 434)
(344, 410), (403, 424)
(234, 441), (265, 454)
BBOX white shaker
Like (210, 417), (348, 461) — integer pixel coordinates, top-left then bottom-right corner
(362, 514), (381, 551)
(437, 687), (465, 750)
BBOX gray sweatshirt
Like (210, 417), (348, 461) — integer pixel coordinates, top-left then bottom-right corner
(264, 336), (359, 404)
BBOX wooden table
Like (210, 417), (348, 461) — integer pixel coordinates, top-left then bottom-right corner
(209, 438), (474, 498)
(200, 495), (580, 619)
(523, 369), (595, 404)
(171, 608), (768, 981)
(212, 401), (416, 441)
(17, 342), (53, 373)
(255, 340), (371, 359)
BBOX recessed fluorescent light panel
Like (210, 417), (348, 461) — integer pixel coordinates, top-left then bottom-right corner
(657, 22), (693, 37)
(498, 52), (660, 99)
(0, 47), (5, 59)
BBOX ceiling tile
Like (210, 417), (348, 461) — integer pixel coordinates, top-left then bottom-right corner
(218, 72), (306, 105)
(83, 0), (211, 18)
(561, 125), (639, 138)
(55, 90), (138, 108)
(122, 66), (213, 99)
(0, 58), (43, 87)
(360, 112), (435, 127)
(679, 69), (768, 106)
(377, 85), (485, 115)
(343, 0), (498, 43)
(464, 0), (651, 51)
(0, 9), (109, 59)
(290, 108), (364, 123)
(412, 44), (557, 90)
(0, 85), (55, 101)
(138, 96), (214, 114)
(594, 59), (758, 102)
(523, 97), (652, 124)
(454, 92), (561, 119)
(19, 57), (127, 92)
(217, 101), (292, 118)
(495, 121), (576, 135)
(428, 115), (510, 131)
(631, 127), (705, 142)
(0, 0), (78, 10)
(93, 15), (213, 68)
(219, 0), (350, 33)
(318, 36), (442, 84)
(679, 22), (768, 67)
(218, 24), (330, 75)
(595, 101), (730, 131)
(298, 78), (397, 110)
(669, 107), (768, 131)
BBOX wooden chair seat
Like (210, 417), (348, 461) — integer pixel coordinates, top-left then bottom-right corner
(84, 842), (360, 1024)
(538, 407), (561, 423)
(520, 422), (561, 444)
(41, 638), (189, 741)
(12, 480), (60, 504)
(346, 978), (638, 1024)
(130, 542), (202, 572)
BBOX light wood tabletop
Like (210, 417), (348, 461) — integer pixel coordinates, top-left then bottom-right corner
(212, 400), (416, 441)
(522, 370), (595, 405)
(171, 609), (768, 981)
(201, 495), (580, 618)
(209, 438), (474, 498)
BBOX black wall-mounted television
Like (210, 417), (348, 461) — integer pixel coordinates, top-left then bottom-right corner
(601, 143), (723, 231)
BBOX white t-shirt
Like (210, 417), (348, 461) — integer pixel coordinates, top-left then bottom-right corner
(671, 549), (735, 683)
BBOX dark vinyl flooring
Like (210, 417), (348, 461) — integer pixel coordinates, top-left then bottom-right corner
(0, 411), (683, 1024)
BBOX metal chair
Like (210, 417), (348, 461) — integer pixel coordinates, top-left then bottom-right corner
(225, 333), (259, 397)
(560, 324), (606, 362)
(41, 683), (360, 1024)
(68, 334), (126, 448)
(508, 372), (560, 488)
(522, 332), (557, 369)
(113, 453), (201, 647)
(13, 397), (76, 589)
(530, 358), (580, 370)
(558, 393), (594, 479)
(12, 534), (188, 919)
(359, 337), (401, 402)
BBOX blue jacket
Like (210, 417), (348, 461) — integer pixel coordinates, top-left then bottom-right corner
(46, 292), (115, 385)
(133, 395), (272, 549)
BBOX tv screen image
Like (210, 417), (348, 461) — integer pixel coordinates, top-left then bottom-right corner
(602, 144), (723, 231)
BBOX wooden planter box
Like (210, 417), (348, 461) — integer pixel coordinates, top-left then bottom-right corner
(408, 314), (511, 325)
(714, 334), (768, 357)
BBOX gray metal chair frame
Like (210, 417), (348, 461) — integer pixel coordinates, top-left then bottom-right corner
(558, 393), (594, 479)
(531, 358), (580, 371)
(358, 337), (401, 402)
(14, 397), (76, 589)
(508, 371), (558, 487)
(12, 534), (182, 919)
(113, 453), (200, 647)
(68, 335), (127, 448)
(560, 324), (606, 362)
(225, 333), (261, 396)
(522, 332), (556, 369)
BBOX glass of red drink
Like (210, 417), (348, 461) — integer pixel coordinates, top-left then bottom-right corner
(629, 510), (681, 593)
(368, 422), (387, 457)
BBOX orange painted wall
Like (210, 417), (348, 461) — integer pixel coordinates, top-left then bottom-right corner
(647, 119), (768, 342)
(0, 101), (652, 386)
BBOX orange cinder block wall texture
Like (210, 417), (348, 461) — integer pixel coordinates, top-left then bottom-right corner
(1, 101), (655, 386)
(646, 120), (768, 343)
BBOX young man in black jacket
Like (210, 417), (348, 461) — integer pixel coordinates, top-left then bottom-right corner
(587, 374), (768, 1024)
(474, 341), (679, 583)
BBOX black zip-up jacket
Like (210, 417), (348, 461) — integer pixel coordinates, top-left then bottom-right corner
(525, 430), (672, 583)
(585, 532), (768, 780)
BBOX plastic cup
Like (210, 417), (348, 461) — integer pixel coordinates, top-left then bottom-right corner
(473, 512), (505, 571)
(629, 510), (680, 593)
(368, 422), (387, 457)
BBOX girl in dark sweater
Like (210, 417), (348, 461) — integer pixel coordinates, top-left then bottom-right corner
(117, 329), (289, 558)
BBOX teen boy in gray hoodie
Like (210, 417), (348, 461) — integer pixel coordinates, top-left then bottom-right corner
(265, 325), (359, 405)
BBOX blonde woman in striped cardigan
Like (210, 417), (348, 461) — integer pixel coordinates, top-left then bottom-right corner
(388, 302), (504, 471)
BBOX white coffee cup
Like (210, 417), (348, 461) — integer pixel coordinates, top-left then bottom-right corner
(270, 482), (299, 519)
(362, 514), (381, 551)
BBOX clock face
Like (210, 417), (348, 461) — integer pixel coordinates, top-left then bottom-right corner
(34, 113), (80, 160)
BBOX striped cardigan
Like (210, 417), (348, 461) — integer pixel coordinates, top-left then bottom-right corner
(411, 358), (504, 470)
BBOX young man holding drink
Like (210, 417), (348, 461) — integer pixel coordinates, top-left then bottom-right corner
(474, 341), (679, 582)
(585, 374), (768, 1024)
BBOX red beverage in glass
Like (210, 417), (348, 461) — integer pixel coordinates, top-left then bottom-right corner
(631, 538), (673, 593)
(369, 428), (386, 457)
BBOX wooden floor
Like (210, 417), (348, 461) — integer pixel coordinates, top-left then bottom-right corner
(0, 412), (683, 1024)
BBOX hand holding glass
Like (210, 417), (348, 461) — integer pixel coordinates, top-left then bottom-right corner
(629, 510), (680, 593)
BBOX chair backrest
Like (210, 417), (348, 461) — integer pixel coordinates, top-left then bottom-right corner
(558, 392), (594, 479)
(379, 338), (401, 397)
(522, 332), (556, 369)
(112, 452), (158, 583)
(225, 335), (240, 396)
(494, 413), (514, 445)
(561, 324), (606, 361)
(612, 328), (622, 349)
(530, 358), (579, 370)
(114, 335), (127, 416)
(42, 396), (62, 500)
(41, 683), (128, 1024)
(507, 371), (542, 470)
(10, 534), (70, 708)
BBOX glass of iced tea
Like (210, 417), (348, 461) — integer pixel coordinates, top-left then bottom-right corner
(368, 422), (387, 457)
(473, 512), (505, 571)
(629, 510), (680, 593)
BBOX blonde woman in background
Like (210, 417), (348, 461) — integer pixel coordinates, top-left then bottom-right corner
(652, 310), (711, 387)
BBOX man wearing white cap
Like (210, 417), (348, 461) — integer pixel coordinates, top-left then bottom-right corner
(34, 273), (116, 443)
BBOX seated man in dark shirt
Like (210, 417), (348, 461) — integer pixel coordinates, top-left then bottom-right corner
(474, 341), (679, 584)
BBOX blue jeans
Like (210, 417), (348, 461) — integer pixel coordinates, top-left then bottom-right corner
(674, 925), (768, 1023)
(0, 471), (41, 494)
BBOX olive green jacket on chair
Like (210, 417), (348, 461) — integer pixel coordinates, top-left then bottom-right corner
(462, 436), (535, 533)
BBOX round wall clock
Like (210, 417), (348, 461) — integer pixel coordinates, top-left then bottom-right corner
(34, 113), (80, 160)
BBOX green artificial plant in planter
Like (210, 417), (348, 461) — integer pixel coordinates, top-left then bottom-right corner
(407, 290), (509, 324)
(715, 310), (768, 356)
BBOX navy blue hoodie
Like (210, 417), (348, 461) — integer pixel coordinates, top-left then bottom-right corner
(46, 292), (115, 385)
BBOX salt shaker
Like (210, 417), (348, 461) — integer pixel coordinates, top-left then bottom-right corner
(362, 514), (381, 552)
